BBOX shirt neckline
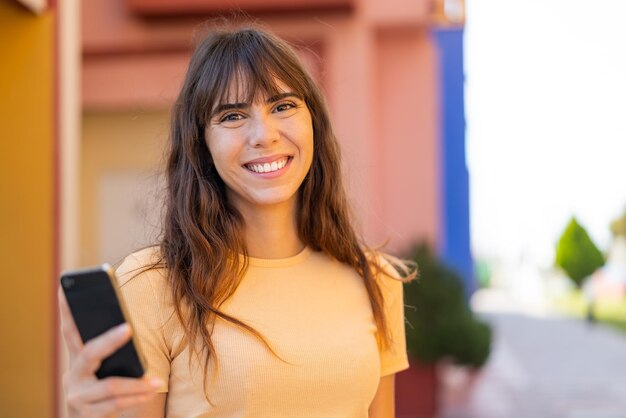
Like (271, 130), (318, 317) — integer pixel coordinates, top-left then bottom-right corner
(246, 246), (312, 268)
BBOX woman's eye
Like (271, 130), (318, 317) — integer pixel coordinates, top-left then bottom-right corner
(274, 102), (296, 113)
(220, 113), (244, 123)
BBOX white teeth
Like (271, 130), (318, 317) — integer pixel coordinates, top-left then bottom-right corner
(246, 157), (289, 173)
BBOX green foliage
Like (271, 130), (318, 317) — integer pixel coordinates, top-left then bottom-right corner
(555, 217), (605, 288)
(403, 243), (492, 367)
(610, 209), (626, 238)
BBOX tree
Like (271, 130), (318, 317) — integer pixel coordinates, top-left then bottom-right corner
(555, 217), (605, 288)
(404, 243), (492, 367)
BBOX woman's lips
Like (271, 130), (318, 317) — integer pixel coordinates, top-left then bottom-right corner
(243, 156), (293, 177)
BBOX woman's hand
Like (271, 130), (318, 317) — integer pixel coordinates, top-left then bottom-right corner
(59, 287), (163, 418)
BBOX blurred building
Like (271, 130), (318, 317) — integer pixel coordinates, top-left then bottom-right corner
(0, 0), (470, 416)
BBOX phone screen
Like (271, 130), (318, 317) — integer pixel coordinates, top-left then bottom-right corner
(61, 265), (145, 379)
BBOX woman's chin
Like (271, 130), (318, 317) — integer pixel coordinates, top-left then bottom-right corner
(231, 191), (299, 212)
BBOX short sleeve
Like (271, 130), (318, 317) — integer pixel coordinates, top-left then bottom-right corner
(116, 249), (171, 392)
(376, 256), (410, 376)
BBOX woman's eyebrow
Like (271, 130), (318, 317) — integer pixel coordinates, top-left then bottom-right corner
(266, 92), (302, 103)
(211, 93), (302, 117)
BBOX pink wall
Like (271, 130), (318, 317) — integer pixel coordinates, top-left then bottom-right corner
(374, 29), (439, 252)
(82, 0), (440, 253)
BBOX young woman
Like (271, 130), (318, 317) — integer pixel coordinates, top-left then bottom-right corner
(59, 25), (413, 418)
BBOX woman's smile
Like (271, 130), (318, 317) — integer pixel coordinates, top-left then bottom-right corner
(243, 155), (293, 176)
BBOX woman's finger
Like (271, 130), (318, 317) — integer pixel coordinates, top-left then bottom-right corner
(72, 376), (163, 404)
(72, 323), (132, 377)
(58, 286), (84, 357)
(68, 391), (156, 418)
(83, 392), (155, 417)
(66, 376), (162, 408)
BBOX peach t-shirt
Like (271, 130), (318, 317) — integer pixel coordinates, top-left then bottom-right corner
(116, 246), (408, 418)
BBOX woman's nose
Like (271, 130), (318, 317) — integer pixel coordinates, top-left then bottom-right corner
(248, 113), (279, 147)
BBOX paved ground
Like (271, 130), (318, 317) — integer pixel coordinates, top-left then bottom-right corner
(438, 289), (626, 418)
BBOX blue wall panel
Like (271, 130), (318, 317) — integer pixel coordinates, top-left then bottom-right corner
(433, 28), (475, 294)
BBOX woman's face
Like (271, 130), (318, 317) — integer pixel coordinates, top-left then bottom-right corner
(205, 79), (314, 214)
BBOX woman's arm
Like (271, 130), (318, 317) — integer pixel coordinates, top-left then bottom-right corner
(368, 374), (396, 418)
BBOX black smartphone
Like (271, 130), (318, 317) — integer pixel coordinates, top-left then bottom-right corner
(60, 264), (146, 379)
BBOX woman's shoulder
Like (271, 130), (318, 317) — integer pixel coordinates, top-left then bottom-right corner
(365, 249), (414, 283)
(115, 246), (168, 289)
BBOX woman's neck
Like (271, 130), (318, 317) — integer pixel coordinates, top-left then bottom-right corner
(238, 200), (304, 259)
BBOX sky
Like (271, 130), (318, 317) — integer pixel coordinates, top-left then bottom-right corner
(465, 0), (626, 268)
